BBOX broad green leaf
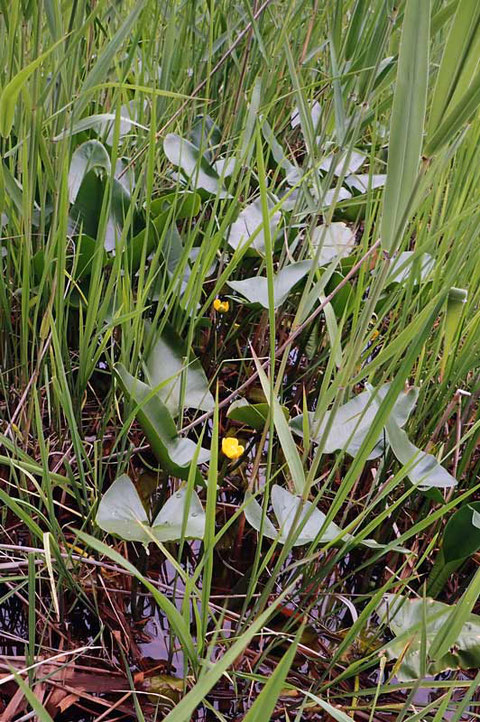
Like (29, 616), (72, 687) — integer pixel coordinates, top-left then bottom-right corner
(291, 100), (321, 131)
(319, 186), (352, 208)
(319, 150), (365, 176)
(127, 206), (179, 272)
(429, 566), (480, 663)
(75, 233), (98, 279)
(290, 383), (418, 459)
(0, 38), (63, 137)
(326, 271), (353, 319)
(68, 140), (111, 203)
(53, 112), (148, 142)
(69, 170), (104, 238)
(227, 261), (311, 309)
(311, 222), (355, 266)
(245, 486), (406, 552)
(189, 114), (222, 163)
(104, 178), (137, 252)
(272, 484), (346, 545)
(164, 133), (229, 198)
(386, 251), (435, 286)
(262, 117), (299, 177)
(381, 0), (430, 252)
(145, 324), (214, 416)
(442, 502), (480, 564)
(115, 364), (209, 480)
(378, 594), (480, 680)
(96, 474), (150, 543)
(227, 398), (288, 431)
(152, 486), (205, 542)
(385, 417), (457, 489)
(96, 475), (206, 544)
(69, 162), (137, 250)
(150, 191), (201, 219)
(213, 156), (236, 177)
(345, 174), (386, 194)
(243, 493), (279, 540)
(227, 198), (282, 254)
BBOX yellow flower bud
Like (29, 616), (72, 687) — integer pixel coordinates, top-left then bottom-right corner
(222, 437), (244, 460)
(213, 298), (229, 313)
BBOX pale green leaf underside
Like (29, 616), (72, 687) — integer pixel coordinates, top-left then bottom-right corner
(96, 475), (205, 543)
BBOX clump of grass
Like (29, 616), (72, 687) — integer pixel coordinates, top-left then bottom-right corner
(2, 0), (480, 719)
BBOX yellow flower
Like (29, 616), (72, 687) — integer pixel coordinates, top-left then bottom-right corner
(370, 329), (380, 341)
(222, 437), (244, 460)
(213, 298), (229, 313)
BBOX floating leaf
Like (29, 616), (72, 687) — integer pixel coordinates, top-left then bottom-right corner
(345, 174), (386, 193)
(96, 474), (205, 543)
(227, 398), (289, 431)
(443, 502), (480, 564)
(290, 383), (418, 460)
(378, 594), (480, 680)
(262, 117), (299, 179)
(150, 191), (201, 219)
(227, 198), (282, 254)
(69, 170), (104, 238)
(321, 187), (352, 208)
(213, 156), (236, 178)
(311, 222), (355, 266)
(385, 416), (457, 489)
(189, 114), (222, 162)
(152, 486), (205, 541)
(145, 324), (214, 416)
(104, 178), (136, 252)
(245, 485), (404, 551)
(427, 501), (480, 601)
(53, 110), (148, 142)
(319, 150), (366, 176)
(227, 261), (311, 309)
(291, 100), (321, 130)
(386, 251), (435, 286)
(75, 233), (98, 279)
(115, 364), (209, 480)
(163, 133), (229, 198)
(144, 674), (183, 704)
(96, 474), (150, 543)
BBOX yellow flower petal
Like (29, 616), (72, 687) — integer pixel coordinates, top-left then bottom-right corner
(213, 298), (229, 313)
(222, 437), (244, 460)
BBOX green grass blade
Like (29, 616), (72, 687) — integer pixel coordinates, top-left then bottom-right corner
(381, 0), (430, 253)
(162, 584), (293, 722)
(428, 0), (480, 136)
